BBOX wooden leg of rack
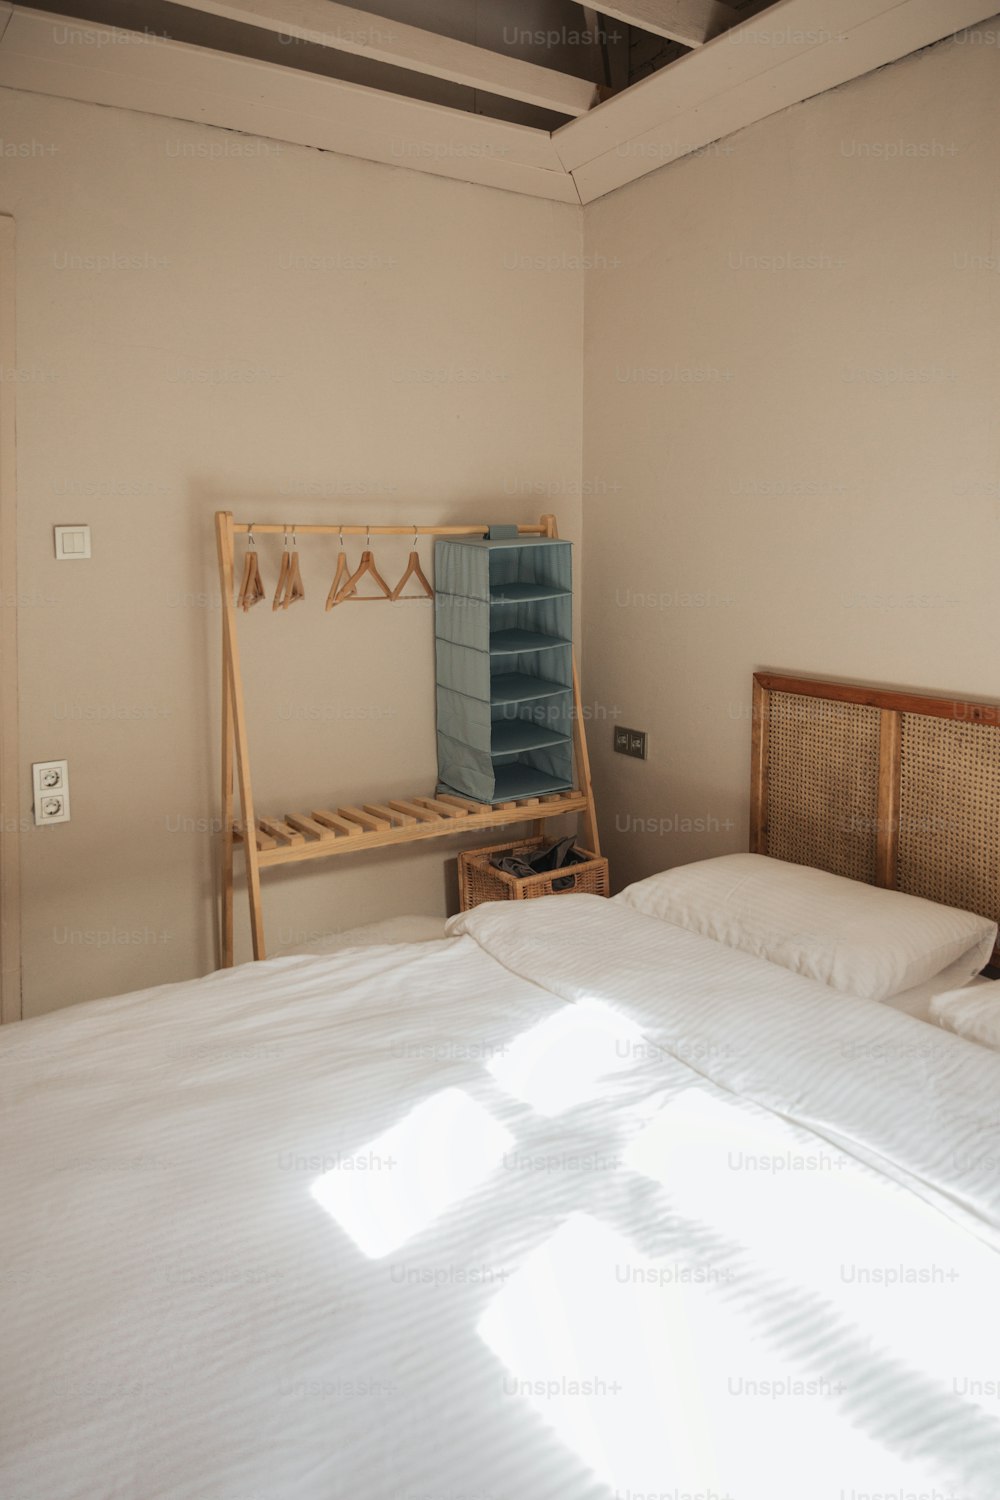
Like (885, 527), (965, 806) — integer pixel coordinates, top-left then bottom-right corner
(246, 844), (266, 961)
(571, 656), (600, 857)
(216, 510), (267, 961)
(221, 642), (235, 968)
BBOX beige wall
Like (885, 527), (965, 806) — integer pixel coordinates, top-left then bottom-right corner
(0, 88), (583, 1015)
(582, 28), (1000, 890)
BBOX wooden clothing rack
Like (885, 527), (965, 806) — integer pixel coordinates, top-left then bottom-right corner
(215, 510), (599, 965)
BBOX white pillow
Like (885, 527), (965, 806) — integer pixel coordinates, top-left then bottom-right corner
(931, 987), (1000, 1052)
(615, 853), (997, 1002)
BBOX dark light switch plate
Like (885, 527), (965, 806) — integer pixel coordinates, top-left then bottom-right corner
(614, 726), (648, 760)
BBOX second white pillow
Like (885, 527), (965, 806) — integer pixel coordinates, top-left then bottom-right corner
(615, 853), (997, 1002)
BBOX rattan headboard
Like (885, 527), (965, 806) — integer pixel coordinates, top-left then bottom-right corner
(750, 673), (1000, 964)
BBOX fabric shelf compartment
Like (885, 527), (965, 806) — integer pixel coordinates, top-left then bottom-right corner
(489, 628), (570, 654)
(436, 592), (568, 654)
(436, 732), (494, 801)
(491, 645), (573, 712)
(493, 688), (573, 751)
(490, 674), (569, 706)
(436, 537), (571, 600)
(490, 765), (573, 800)
(490, 720), (571, 758)
(435, 534), (574, 804)
(436, 645), (571, 704)
(435, 596), (490, 651)
(490, 583), (570, 603)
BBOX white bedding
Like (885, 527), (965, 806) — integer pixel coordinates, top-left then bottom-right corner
(881, 955), (993, 1021)
(932, 981), (1000, 1051)
(2, 896), (1000, 1500)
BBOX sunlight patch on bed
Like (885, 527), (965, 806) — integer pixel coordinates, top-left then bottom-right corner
(477, 1209), (946, 1500)
(310, 1087), (513, 1259)
(624, 1087), (1000, 1411)
(486, 998), (648, 1117)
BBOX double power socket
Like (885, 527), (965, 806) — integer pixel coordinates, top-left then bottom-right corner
(32, 760), (71, 825)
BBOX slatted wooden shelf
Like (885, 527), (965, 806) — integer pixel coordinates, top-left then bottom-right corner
(233, 789), (588, 868)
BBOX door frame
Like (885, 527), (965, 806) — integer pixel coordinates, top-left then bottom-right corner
(0, 215), (21, 1024)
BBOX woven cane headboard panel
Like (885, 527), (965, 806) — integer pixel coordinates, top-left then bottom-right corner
(751, 674), (1000, 959)
(764, 692), (881, 885)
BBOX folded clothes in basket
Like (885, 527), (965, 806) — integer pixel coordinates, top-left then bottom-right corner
(489, 836), (587, 891)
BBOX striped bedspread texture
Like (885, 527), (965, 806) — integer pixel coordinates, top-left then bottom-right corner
(1, 894), (999, 1499)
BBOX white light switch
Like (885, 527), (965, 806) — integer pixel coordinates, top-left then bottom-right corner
(32, 760), (70, 824)
(54, 525), (91, 560)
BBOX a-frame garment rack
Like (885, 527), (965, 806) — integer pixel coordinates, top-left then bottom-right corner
(215, 511), (599, 965)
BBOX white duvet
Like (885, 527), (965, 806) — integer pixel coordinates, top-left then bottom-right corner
(2, 895), (999, 1500)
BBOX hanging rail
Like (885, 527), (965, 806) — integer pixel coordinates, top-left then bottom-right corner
(230, 522), (550, 536)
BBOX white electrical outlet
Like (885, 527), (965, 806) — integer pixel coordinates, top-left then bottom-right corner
(32, 760), (70, 824)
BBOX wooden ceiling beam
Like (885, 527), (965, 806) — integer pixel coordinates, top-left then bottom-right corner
(0, 6), (580, 202)
(588, 0), (740, 49)
(564, 0), (1000, 199)
(159, 0), (599, 115)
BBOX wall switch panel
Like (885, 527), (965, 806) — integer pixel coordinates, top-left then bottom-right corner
(54, 525), (91, 560)
(613, 726), (648, 760)
(32, 760), (70, 824)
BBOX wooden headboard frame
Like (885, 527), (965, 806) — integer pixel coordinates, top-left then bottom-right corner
(750, 673), (1000, 964)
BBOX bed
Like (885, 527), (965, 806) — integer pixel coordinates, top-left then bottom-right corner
(2, 674), (1000, 1500)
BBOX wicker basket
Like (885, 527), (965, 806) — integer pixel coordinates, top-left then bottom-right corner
(458, 837), (609, 911)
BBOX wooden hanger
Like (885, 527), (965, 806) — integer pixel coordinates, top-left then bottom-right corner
(273, 527), (305, 610)
(237, 527), (265, 611)
(269, 549), (289, 612)
(325, 529), (355, 610)
(390, 528), (434, 601)
(335, 527), (392, 602)
(272, 529), (290, 611)
(283, 528), (305, 609)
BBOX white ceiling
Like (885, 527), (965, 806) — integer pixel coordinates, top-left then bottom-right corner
(0, 0), (997, 202)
